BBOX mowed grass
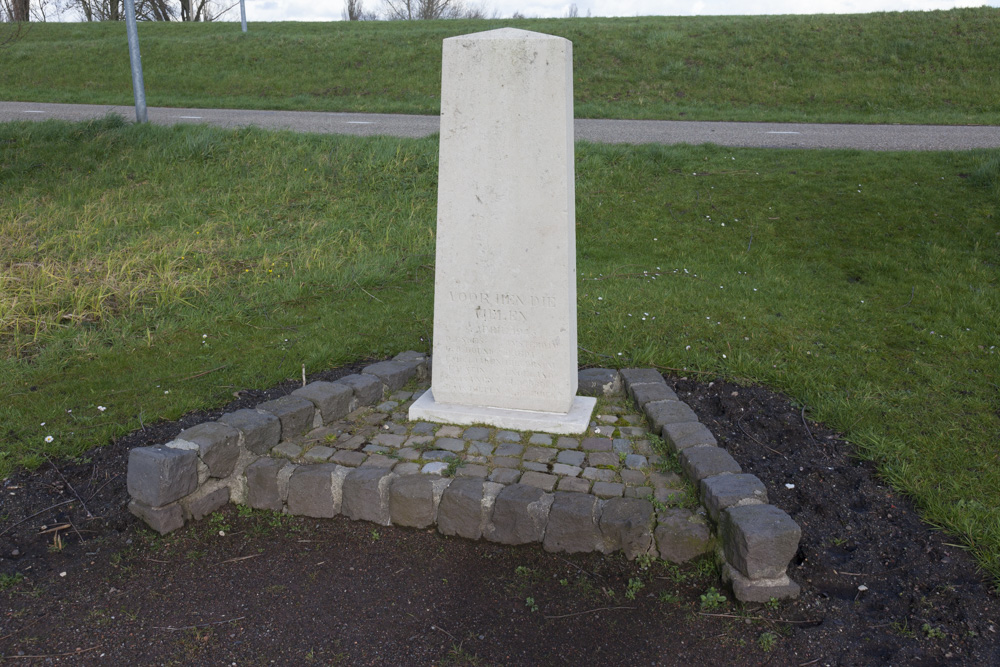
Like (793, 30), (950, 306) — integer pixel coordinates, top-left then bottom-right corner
(2, 8), (999, 124)
(1, 118), (998, 579)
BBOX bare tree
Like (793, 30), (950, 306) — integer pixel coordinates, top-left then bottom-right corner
(1, 0), (32, 21)
(566, 3), (577, 18)
(381, 0), (488, 20)
(343, 0), (376, 20)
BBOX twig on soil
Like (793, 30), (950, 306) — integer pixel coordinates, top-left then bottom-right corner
(800, 406), (817, 446)
(697, 612), (821, 625)
(736, 409), (786, 458)
(650, 363), (716, 376)
(430, 625), (456, 640)
(578, 346), (615, 360)
(556, 555), (605, 580)
(153, 617), (245, 631)
(215, 554), (262, 565)
(798, 658), (824, 666)
(355, 280), (384, 303)
(886, 286), (915, 311)
(44, 454), (94, 519)
(0, 617), (43, 643)
(83, 473), (121, 502)
(3, 646), (100, 659)
(543, 606), (636, 619)
(0, 499), (76, 537)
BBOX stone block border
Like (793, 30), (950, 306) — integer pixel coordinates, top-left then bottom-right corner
(126, 352), (801, 602)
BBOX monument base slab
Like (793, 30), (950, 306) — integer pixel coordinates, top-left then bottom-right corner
(409, 390), (596, 436)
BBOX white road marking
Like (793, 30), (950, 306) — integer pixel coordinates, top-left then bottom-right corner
(178, 116), (202, 119)
(766, 131), (801, 134)
(346, 121), (374, 124)
(23, 110), (45, 113)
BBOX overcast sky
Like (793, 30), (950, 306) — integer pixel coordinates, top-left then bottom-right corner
(239, 0), (998, 22)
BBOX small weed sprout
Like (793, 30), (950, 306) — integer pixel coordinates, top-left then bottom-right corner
(699, 587), (727, 611)
(658, 590), (680, 604)
(442, 458), (463, 477)
(758, 631), (778, 652)
(922, 623), (946, 640)
(625, 577), (645, 600)
(514, 565), (533, 577)
(370, 528), (380, 542)
(525, 597), (538, 612)
(764, 597), (781, 611)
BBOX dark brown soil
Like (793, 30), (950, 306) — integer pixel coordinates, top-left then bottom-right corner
(2, 364), (999, 666)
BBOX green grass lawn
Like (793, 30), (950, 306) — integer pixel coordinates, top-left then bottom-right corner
(1, 117), (998, 581)
(2, 8), (1000, 125)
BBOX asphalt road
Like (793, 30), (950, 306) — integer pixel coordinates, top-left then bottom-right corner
(3, 100), (1000, 151)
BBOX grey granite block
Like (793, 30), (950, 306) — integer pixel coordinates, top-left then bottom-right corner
(180, 486), (230, 522)
(618, 368), (664, 391)
(644, 400), (699, 433)
(362, 359), (417, 392)
(496, 430), (521, 443)
(494, 443), (524, 457)
(486, 484), (553, 545)
(655, 508), (714, 564)
(555, 437), (580, 450)
(303, 445), (335, 463)
(630, 382), (679, 408)
(528, 433), (553, 446)
(272, 442), (303, 460)
(721, 504), (801, 580)
(620, 469), (647, 486)
(389, 474), (441, 528)
(468, 441), (494, 456)
(577, 368), (622, 397)
(543, 492), (603, 554)
(410, 421), (437, 435)
(600, 497), (655, 559)
(556, 450), (585, 466)
(463, 426), (491, 441)
(488, 468), (522, 485)
(287, 464), (340, 518)
(680, 446), (742, 482)
(581, 467), (615, 482)
(522, 461), (549, 473)
(341, 466), (395, 526)
(581, 437), (612, 452)
(337, 373), (384, 407)
(701, 474), (768, 522)
(423, 450), (457, 462)
(551, 463), (582, 477)
(372, 434), (406, 449)
(245, 457), (285, 511)
(523, 446), (557, 463)
(332, 450), (367, 467)
(438, 477), (486, 539)
(456, 464), (489, 479)
(128, 499), (185, 535)
(625, 486), (653, 499)
(256, 395), (316, 440)
(218, 409), (281, 455)
(624, 454), (648, 470)
(127, 445), (199, 508)
(292, 381), (353, 424)
(592, 481), (624, 498)
(177, 422), (240, 478)
(520, 471), (558, 492)
(557, 477), (591, 493)
(722, 562), (801, 602)
(435, 438), (466, 453)
(661, 421), (718, 452)
(588, 451), (618, 468)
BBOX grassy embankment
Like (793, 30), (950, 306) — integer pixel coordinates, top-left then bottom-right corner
(2, 8), (1000, 124)
(1, 116), (998, 579)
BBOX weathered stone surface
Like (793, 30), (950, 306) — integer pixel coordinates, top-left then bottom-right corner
(600, 497), (655, 559)
(644, 400), (699, 432)
(721, 504), (801, 580)
(701, 474), (768, 522)
(302, 445), (335, 463)
(128, 499), (185, 535)
(456, 464), (489, 479)
(528, 433), (553, 446)
(488, 468), (521, 485)
(587, 451), (618, 467)
(437, 478), (486, 539)
(271, 442), (303, 460)
(182, 486), (230, 521)
(519, 471), (558, 492)
(292, 381), (353, 424)
(486, 483), (553, 545)
(630, 382), (678, 408)
(494, 443), (523, 457)
(362, 359), (418, 392)
(543, 492), (603, 554)
(551, 463), (581, 477)
(581, 437), (612, 452)
(337, 373), (384, 407)
(127, 445), (199, 508)
(245, 457), (285, 511)
(577, 368), (622, 397)
(581, 467), (615, 482)
(256, 395), (316, 440)
(624, 454), (648, 470)
(556, 450), (585, 466)
(680, 446), (742, 482)
(177, 422), (240, 478)
(661, 421), (717, 452)
(436, 438), (466, 453)
(556, 437), (579, 449)
(286, 464), (340, 518)
(523, 446), (557, 463)
(618, 368), (664, 391)
(463, 426), (491, 441)
(655, 508), (713, 563)
(218, 409), (281, 455)
(591, 481), (624, 498)
(361, 454), (397, 469)
(422, 461), (450, 475)
(722, 562), (801, 602)
(389, 474), (443, 528)
(332, 450), (367, 467)
(557, 477), (590, 493)
(341, 467), (395, 525)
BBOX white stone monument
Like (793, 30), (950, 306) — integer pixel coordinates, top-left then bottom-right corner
(408, 28), (596, 434)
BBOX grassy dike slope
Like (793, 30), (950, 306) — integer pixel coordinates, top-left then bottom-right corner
(2, 8), (999, 124)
